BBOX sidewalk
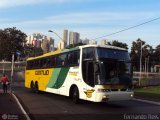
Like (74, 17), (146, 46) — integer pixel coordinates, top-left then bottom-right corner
(0, 90), (27, 120)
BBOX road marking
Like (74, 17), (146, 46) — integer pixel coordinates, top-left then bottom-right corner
(12, 93), (31, 120)
(133, 98), (160, 106)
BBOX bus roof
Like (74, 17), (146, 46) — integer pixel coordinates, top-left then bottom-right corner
(79, 44), (127, 51)
(27, 44), (127, 61)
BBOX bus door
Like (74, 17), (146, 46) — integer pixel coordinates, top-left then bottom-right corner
(85, 61), (96, 100)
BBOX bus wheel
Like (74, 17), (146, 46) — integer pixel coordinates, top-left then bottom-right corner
(72, 87), (79, 104)
(35, 82), (39, 93)
(30, 81), (35, 92)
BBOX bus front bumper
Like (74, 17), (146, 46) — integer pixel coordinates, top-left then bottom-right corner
(95, 91), (134, 102)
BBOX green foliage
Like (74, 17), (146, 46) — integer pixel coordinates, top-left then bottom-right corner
(135, 86), (160, 94)
(24, 44), (43, 57)
(130, 38), (156, 71)
(0, 27), (27, 61)
(154, 44), (160, 65)
(110, 40), (128, 49)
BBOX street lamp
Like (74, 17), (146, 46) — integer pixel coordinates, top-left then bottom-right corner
(48, 30), (65, 49)
(139, 40), (142, 86)
(135, 40), (143, 86)
(48, 30), (63, 41)
(147, 56), (150, 77)
(10, 53), (14, 97)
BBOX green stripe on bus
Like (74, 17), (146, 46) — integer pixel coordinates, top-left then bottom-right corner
(52, 67), (70, 89)
(47, 68), (61, 88)
(47, 67), (70, 89)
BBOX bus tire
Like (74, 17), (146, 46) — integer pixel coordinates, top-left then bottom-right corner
(30, 81), (35, 92)
(35, 82), (39, 93)
(72, 86), (79, 104)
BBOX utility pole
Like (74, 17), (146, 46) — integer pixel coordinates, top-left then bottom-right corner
(10, 53), (14, 101)
(139, 41), (142, 86)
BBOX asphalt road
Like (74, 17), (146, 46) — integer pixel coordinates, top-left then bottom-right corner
(0, 93), (27, 120)
(12, 85), (160, 120)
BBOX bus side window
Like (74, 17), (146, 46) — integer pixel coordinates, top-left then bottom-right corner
(43, 58), (47, 68)
(56, 55), (62, 67)
(39, 59), (43, 68)
(43, 58), (51, 68)
(28, 61), (33, 69)
(83, 48), (94, 60)
(27, 61), (31, 70)
(34, 60), (37, 68)
(31, 61), (34, 69)
(46, 57), (51, 67)
(37, 60), (41, 69)
(50, 56), (56, 67)
(32, 61), (35, 68)
(57, 55), (61, 66)
(68, 50), (80, 66)
(68, 52), (73, 65)
(65, 54), (69, 65)
(73, 51), (80, 64)
(61, 54), (67, 66)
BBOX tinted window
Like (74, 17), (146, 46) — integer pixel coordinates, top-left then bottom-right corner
(26, 61), (31, 69)
(50, 56), (56, 67)
(56, 54), (67, 66)
(73, 51), (80, 64)
(68, 50), (80, 65)
(43, 57), (51, 68)
(26, 50), (80, 69)
(83, 47), (95, 60)
(97, 48), (130, 61)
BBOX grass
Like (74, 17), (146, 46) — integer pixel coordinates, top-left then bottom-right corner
(134, 86), (160, 101)
(134, 86), (160, 94)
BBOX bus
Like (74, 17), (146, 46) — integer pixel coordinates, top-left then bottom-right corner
(25, 44), (134, 103)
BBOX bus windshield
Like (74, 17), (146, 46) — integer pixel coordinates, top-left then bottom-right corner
(95, 48), (132, 86)
(96, 48), (130, 61)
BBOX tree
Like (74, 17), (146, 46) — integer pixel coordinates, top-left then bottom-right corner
(0, 27), (27, 61)
(109, 40), (128, 49)
(130, 38), (153, 71)
(24, 44), (43, 58)
(153, 44), (160, 65)
(32, 47), (43, 57)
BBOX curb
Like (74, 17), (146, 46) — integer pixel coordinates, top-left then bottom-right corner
(133, 98), (160, 106)
(11, 93), (31, 120)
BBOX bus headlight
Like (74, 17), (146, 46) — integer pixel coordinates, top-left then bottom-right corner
(102, 95), (109, 101)
(102, 95), (107, 99)
(130, 94), (134, 97)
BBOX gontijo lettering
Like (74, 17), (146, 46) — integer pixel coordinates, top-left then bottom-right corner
(35, 70), (49, 75)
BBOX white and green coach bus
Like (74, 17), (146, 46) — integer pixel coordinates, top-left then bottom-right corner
(25, 44), (134, 103)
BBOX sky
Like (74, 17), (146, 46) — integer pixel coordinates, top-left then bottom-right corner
(0, 0), (160, 49)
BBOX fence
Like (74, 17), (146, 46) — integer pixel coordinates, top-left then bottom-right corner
(0, 61), (26, 71)
(133, 72), (160, 87)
